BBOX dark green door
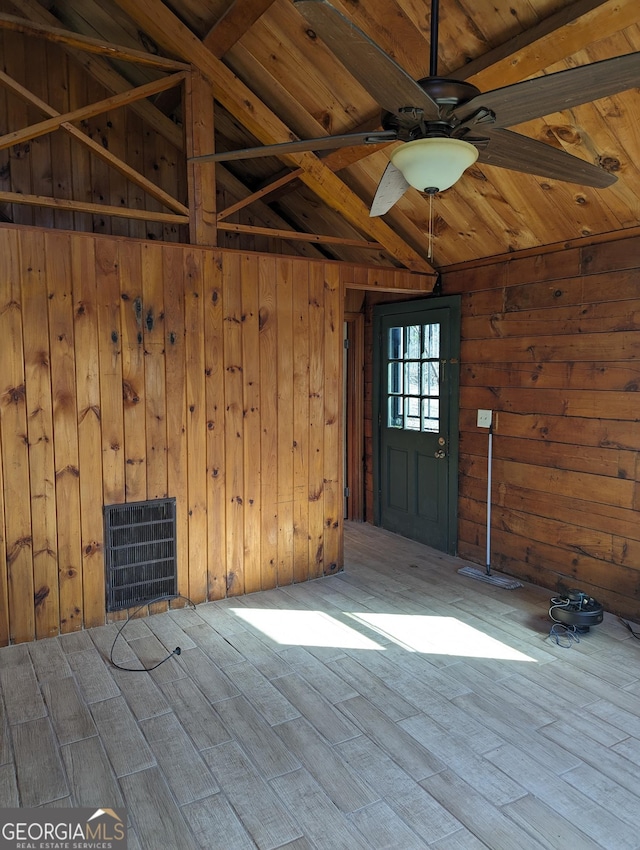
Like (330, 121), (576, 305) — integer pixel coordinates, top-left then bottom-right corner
(373, 297), (460, 554)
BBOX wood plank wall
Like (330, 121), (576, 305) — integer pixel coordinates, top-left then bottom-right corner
(444, 234), (640, 620)
(0, 226), (344, 645)
(0, 225), (432, 645)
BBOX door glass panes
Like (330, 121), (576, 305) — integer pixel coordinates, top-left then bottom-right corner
(405, 362), (420, 395)
(423, 323), (440, 358)
(388, 395), (403, 428)
(407, 325), (421, 359)
(422, 360), (439, 395)
(422, 397), (439, 432)
(388, 361), (402, 394)
(405, 397), (421, 430)
(387, 323), (440, 432)
(389, 327), (402, 360)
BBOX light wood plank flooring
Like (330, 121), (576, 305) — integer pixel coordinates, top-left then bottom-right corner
(1, 522), (640, 849)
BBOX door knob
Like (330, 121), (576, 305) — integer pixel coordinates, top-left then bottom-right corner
(434, 450), (446, 459)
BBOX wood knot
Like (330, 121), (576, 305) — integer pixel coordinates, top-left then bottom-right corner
(34, 586), (50, 607)
(122, 380), (140, 404)
(597, 155), (620, 173)
(5, 384), (26, 405)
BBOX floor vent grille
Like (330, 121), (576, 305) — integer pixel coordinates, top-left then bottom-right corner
(104, 498), (177, 612)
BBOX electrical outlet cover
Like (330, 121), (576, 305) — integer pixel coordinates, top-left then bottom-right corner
(477, 409), (492, 428)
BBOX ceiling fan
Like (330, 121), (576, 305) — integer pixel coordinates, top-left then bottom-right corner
(191, 0), (639, 216)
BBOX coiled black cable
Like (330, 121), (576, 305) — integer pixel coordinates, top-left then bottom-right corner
(109, 594), (196, 672)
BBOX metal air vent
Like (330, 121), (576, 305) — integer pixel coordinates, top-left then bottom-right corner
(104, 498), (177, 612)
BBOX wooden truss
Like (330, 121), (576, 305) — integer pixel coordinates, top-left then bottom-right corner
(0, 2), (427, 267)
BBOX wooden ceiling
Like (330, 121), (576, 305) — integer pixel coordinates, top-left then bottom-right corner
(2, 0), (639, 271)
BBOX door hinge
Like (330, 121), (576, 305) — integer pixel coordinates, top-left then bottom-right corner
(344, 486), (350, 498)
(344, 338), (350, 349)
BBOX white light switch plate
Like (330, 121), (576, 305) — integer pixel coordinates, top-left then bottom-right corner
(477, 409), (492, 428)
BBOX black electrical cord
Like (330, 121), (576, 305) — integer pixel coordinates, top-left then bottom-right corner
(548, 622), (581, 648)
(548, 596), (582, 648)
(619, 618), (640, 641)
(109, 594), (196, 672)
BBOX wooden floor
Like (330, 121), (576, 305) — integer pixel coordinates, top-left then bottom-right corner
(1, 522), (640, 850)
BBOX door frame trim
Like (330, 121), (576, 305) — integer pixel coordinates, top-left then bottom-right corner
(372, 295), (461, 555)
(345, 312), (365, 521)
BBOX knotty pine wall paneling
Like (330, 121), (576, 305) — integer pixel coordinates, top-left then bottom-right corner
(0, 225), (366, 644)
(162, 244), (189, 612)
(1, 229), (34, 643)
(46, 232), (83, 633)
(72, 237), (104, 630)
(204, 251), (227, 600)
(259, 256), (279, 590)
(241, 254), (262, 594)
(446, 234), (640, 620)
(22, 231), (59, 639)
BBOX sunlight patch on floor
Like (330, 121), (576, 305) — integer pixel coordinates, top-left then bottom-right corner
(230, 608), (384, 650)
(230, 607), (535, 661)
(347, 613), (536, 662)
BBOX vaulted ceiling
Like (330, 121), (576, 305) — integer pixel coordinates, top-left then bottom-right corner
(1, 0), (639, 272)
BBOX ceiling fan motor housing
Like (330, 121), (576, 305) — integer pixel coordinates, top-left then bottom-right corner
(381, 78), (482, 140)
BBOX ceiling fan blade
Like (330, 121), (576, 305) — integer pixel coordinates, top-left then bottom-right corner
(189, 130), (397, 163)
(459, 51), (640, 129)
(477, 128), (617, 187)
(294, 0), (440, 120)
(370, 162), (410, 216)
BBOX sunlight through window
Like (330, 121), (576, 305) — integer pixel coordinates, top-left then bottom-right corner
(230, 608), (384, 650)
(347, 613), (536, 662)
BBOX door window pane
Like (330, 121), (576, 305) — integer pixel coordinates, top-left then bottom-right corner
(388, 396), (403, 428)
(389, 327), (402, 360)
(406, 325), (421, 359)
(388, 361), (403, 394)
(423, 323), (440, 358)
(422, 397), (439, 432)
(405, 362), (420, 396)
(405, 397), (421, 430)
(386, 322), (440, 432)
(422, 360), (439, 396)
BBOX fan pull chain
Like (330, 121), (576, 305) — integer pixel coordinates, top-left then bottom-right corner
(428, 192), (434, 259)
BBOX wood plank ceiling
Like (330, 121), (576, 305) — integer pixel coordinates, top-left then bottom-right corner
(1, 0), (639, 270)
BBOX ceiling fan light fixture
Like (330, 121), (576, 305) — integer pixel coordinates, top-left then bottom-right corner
(390, 137), (479, 193)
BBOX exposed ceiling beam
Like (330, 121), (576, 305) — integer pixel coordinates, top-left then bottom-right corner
(0, 69), (187, 215)
(154, 0), (278, 117)
(9, 0), (184, 150)
(217, 169), (304, 221)
(204, 0), (278, 58)
(0, 72), (186, 152)
(454, 0), (639, 88)
(184, 68), (217, 246)
(0, 190), (188, 223)
(215, 166), (325, 259)
(0, 11), (189, 70)
(109, 0), (435, 273)
(217, 221), (384, 249)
